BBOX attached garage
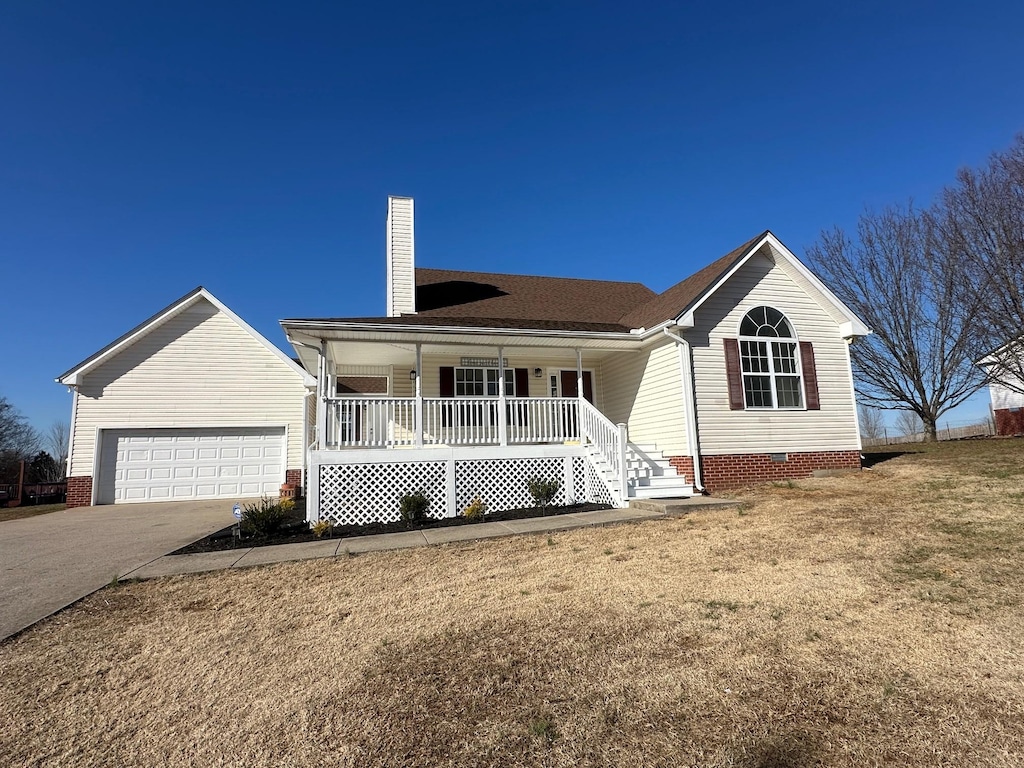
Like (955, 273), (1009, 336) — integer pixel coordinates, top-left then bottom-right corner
(96, 427), (287, 504)
(57, 287), (316, 508)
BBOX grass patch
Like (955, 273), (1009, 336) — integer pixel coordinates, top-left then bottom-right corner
(0, 503), (65, 523)
(3, 438), (1024, 766)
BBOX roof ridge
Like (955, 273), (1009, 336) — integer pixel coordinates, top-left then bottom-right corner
(617, 231), (770, 329)
(416, 266), (652, 288)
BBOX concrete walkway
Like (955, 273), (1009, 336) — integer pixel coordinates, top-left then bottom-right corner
(124, 498), (740, 580)
(0, 500), (237, 641)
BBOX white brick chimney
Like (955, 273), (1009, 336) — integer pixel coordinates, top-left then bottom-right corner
(386, 196), (415, 316)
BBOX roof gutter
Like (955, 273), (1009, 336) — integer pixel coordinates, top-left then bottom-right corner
(281, 319), (642, 342)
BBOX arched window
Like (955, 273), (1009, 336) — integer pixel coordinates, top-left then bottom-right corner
(737, 307), (804, 408)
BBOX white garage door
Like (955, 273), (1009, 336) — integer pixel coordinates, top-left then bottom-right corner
(97, 427), (286, 504)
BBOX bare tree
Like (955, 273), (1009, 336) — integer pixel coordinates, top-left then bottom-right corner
(46, 420), (70, 480)
(895, 411), (923, 441)
(0, 396), (39, 456)
(858, 404), (885, 441)
(0, 395), (40, 482)
(939, 134), (1024, 393)
(808, 206), (984, 441)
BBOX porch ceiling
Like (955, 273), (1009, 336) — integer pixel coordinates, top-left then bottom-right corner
(285, 323), (643, 371)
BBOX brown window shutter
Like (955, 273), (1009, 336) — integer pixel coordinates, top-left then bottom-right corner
(800, 341), (820, 410)
(724, 338), (744, 410)
(439, 367), (455, 398)
(514, 368), (529, 397)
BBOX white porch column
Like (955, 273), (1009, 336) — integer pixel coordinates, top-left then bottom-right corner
(414, 343), (423, 446)
(497, 345), (508, 446)
(576, 348), (584, 401)
(575, 348), (584, 441)
(316, 340), (328, 450)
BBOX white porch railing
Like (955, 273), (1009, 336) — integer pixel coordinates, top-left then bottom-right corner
(507, 398), (579, 444)
(325, 397), (416, 449)
(323, 396), (582, 448)
(319, 395), (630, 508)
(579, 398), (629, 506)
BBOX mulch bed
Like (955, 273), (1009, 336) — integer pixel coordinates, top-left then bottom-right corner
(172, 500), (613, 555)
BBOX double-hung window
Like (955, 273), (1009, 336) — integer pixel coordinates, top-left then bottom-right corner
(454, 368), (516, 397)
(452, 367), (516, 426)
(738, 307), (804, 409)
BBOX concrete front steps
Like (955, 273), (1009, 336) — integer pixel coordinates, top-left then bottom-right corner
(586, 442), (695, 501)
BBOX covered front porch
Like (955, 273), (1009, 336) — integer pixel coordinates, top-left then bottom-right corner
(284, 321), (693, 522)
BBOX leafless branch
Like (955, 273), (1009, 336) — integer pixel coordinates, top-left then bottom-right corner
(807, 205), (984, 440)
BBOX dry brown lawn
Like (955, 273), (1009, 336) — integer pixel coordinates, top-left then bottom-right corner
(3, 439), (1024, 767)
(0, 503), (65, 523)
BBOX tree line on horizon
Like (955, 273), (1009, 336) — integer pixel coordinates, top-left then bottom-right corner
(808, 134), (1024, 442)
(0, 396), (68, 485)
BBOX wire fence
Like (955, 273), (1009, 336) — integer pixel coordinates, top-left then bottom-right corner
(862, 418), (995, 447)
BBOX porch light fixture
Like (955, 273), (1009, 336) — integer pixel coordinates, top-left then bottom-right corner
(409, 370), (417, 380)
(533, 368), (543, 378)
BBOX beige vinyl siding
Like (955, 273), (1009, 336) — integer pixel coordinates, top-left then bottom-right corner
(305, 391), (317, 450)
(70, 300), (307, 477)
(767, 243), (849, 326)
(393, 366), (414, 398)
(416, 353), (601, 404)
(689, 252), (860, 455)
(989, 376), (1024, 410)
(600, 339), (689, 455)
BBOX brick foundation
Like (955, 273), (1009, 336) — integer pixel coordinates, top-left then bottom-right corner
(66, 476), (93, 508)
(994, 408), (1024, 436)
(285, 469), (303, 498)
(676, 450), (861, 493)
(667, 456), (696, 483)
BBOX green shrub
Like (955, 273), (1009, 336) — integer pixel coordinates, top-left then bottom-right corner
(399, 491), (430, 525)
(240, 496), (289, 538)
(527, 476), (561, 507)
(463, 496), (487, 521)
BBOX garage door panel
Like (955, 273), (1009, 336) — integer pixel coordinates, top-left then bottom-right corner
(98, 427), (286, 504)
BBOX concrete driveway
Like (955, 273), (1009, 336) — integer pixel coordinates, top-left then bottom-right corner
(0, 500), (237, 641)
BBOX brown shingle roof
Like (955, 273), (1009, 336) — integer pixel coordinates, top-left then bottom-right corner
(618, 232), (768, 329)
(413, 268), (655, 326)
(286, 233), (769, 333)
(283, 314), (633, 333)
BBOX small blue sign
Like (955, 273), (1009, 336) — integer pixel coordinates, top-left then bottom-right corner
(232, 503), (242, 520)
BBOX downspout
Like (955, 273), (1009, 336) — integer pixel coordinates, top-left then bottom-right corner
(662, 326), (706, 493)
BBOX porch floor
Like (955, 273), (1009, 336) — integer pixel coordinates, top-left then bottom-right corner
(123, 501), (733, 579)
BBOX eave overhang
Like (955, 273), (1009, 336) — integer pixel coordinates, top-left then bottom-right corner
(281, 319), (646, 351)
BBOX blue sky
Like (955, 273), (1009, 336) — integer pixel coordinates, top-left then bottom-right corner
(3, 0), (1022, 434)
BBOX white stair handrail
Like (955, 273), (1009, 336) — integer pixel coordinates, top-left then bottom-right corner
(579, 399), (629, 506)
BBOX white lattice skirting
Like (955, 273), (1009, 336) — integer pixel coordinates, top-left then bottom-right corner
(310, 445), (616, 525)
